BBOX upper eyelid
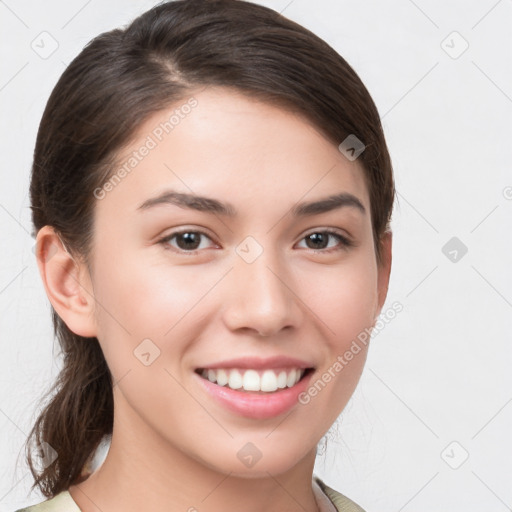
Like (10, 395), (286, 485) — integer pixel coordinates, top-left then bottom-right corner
(160, 226), (351, 240)
(302, 227), (352, 239)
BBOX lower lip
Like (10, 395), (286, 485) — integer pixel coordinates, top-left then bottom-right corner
(194, 370), (314, 420)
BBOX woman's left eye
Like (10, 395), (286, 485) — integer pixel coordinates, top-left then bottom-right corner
(158, 229), (353, 255)
(296, 230), (354, 252)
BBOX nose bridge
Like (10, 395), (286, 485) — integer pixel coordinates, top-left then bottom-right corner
(224, 237), (300, 336)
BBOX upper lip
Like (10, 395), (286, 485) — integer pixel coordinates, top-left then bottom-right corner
(196, 356), (315, 370)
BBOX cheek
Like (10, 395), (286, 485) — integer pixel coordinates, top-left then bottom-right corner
(304, 255), (379, 349)
(296, 259), (377, 429)
(89, 248), (213, 373)
(92, 245), (186, 332)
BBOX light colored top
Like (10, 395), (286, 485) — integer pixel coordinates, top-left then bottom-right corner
(15, 475), (366, 512)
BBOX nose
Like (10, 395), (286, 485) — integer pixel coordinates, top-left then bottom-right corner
(222, 248), (302, 338)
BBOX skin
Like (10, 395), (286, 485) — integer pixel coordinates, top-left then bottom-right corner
(36, 86), (392, 512)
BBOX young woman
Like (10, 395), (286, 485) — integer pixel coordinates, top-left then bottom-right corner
(18, 1), (394, 511)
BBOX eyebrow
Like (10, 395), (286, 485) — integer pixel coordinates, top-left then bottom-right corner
(137, 189), (366, 217)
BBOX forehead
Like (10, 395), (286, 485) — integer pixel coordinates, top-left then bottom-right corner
(96, 87), (370, 220)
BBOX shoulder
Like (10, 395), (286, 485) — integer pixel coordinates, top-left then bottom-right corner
(13, 490), (81, 512)
(314, 475), (367, 512)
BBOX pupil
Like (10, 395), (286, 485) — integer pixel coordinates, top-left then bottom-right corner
(178, 232), (200, 250)
(307, 233), (327, 249)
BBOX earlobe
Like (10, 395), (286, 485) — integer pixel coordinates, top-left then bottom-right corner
(35, 225), (97, 338)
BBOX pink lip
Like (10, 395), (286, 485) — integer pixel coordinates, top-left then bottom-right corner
(196, 355), (314, 370)
(193, 368), (314, 420)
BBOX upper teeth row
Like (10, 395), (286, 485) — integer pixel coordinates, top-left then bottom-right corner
(200, 368), (305, 392)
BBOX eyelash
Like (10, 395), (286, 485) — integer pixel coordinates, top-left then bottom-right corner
(157, 228), (354, 255)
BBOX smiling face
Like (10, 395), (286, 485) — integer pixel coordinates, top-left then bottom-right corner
(74, 86), (390, 477)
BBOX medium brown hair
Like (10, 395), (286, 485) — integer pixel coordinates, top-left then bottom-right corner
(25, 0), (394, 498)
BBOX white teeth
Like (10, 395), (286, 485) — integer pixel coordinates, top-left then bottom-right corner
(286, 369), (297, 388)
(261, 370), (278, 392)
(228, 369), (243, 389)
(243, 370), (260, 391)
(216, 369), (229, 387)
(276, 371), (287, 389)
(199, 368), (306, 392)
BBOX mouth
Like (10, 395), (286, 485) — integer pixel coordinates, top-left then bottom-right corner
(193, 359), (317, 419)
(194, 367), (315, 394)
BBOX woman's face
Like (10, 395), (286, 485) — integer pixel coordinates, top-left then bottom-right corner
(82, 87), (391, 476)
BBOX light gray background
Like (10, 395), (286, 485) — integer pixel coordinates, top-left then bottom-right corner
(1, 0), (511, 510)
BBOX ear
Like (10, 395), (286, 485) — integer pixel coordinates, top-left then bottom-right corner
(35, 225), (97, 338)
(375, 230), (392, 317)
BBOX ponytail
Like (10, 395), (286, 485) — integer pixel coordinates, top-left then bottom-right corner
(24, 310), (113, 497)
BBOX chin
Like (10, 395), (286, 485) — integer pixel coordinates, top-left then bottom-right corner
(199, 441), (315, 478)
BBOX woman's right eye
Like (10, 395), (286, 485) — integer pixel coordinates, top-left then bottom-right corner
(157, 230), (217, 255)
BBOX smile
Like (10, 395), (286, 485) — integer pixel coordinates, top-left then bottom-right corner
(196, 367), (313, 393)
(193, 362), (316, 419)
